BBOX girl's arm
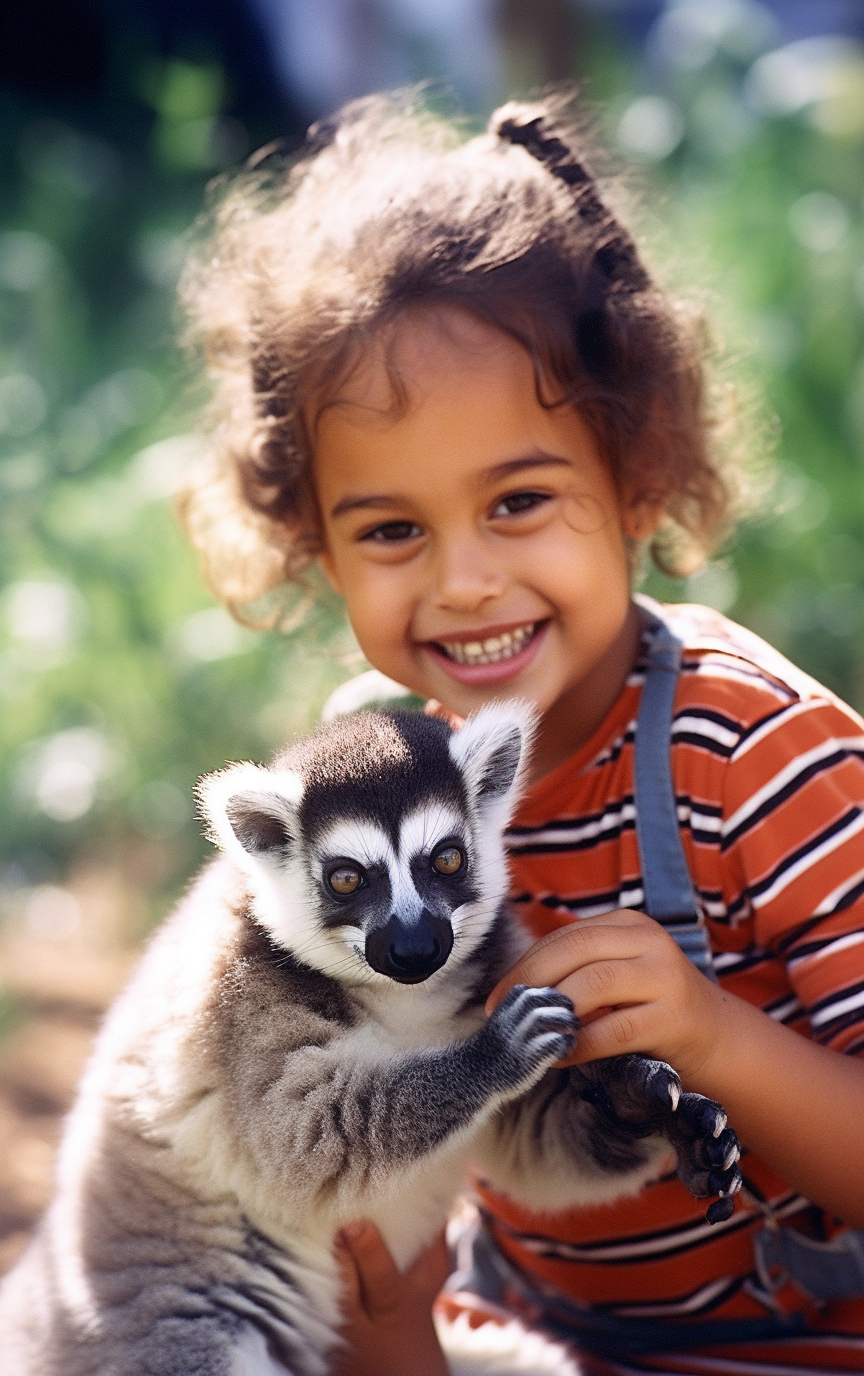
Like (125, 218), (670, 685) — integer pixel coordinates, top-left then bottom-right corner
(488, 909), (864, 1228)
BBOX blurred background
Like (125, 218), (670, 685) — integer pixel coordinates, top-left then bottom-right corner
(1, 0), (863, 1272)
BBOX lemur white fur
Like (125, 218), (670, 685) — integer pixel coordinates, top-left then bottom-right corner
(0, 704), (739, 1376)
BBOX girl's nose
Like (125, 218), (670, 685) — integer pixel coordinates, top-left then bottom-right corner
(430, 534), (506, 613)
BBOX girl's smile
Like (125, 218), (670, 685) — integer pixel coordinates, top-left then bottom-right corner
(314, 307), (653, 777)
(424, 618), (549, 683)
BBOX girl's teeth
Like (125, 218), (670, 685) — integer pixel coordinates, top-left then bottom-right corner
(439, 624), (536, 666)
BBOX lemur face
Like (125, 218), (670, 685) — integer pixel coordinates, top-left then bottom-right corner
(199, 704), (532, 987)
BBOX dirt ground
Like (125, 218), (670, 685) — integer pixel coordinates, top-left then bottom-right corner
(0, 865), (143, 1278)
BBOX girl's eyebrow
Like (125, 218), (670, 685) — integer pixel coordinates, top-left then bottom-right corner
(329, 452), (572, 520)
(482, 452), (573, 483)
(330, 493), (404, 519)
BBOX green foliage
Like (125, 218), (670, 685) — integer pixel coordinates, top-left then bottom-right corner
(0, 67), (349, 921)
(586, 29), (864, 706)
(1, 23), (863, 927)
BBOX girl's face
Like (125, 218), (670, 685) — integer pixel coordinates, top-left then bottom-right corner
(314, 308), (653, 776)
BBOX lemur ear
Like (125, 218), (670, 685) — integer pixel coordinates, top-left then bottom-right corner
(448, 702), (535, 815)
(224, 791), (295, 856)
(197, 763), (304, 862)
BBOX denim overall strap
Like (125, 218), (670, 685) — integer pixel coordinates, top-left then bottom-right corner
(634, 609), (718, 982)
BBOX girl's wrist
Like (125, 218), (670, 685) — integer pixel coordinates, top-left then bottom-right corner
(669, 974), (746, 1092)
(674, 980), (765, 1098)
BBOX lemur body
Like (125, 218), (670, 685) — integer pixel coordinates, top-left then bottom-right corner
(0, 706), (740, 1376)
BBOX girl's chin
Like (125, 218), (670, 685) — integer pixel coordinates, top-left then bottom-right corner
(421, 620), (550, 688)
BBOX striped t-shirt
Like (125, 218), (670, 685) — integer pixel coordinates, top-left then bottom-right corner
(472, 603), (864, 1374)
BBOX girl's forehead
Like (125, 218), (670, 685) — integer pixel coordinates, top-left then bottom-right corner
(318, 305), (534, 422)
(311, 336), (606, 514)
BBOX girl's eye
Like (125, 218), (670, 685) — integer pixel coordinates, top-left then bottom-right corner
(360, 520), (421, 543)
(432, 845), (464, 876)
(327, 864), (365, 896)
(492, 491), (550, 518)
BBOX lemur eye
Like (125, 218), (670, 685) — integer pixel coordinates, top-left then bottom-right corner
(327, 864), (364, 896)
(432, 846), (464, 876)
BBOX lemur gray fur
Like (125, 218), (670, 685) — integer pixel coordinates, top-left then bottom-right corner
(0, 704), (741, 1376)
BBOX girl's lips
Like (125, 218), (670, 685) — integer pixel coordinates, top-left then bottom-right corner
(423, 621), (549, 686)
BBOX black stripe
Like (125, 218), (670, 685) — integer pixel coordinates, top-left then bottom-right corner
(714, 947), (773, 977)
(733, 702), (802, 755)
(690, 826), (722, 846)
(787, 926), (864, 963)
(763, 993), (803, 1024)
(677, 795), (723, 848)
(746, 807), (862, 901)
(593, 729), (635, 769)
(678, 797), (723, 819)
(706, 894), (748, 927)
(509, 816), (720, 857)
(509, 810), (718, 857)
(814, 1003), (864, 1043)
(705, 910), (736, 928)
(522, 887), (635, 912)
(777, 912), (836, 955)
(597, 1274), (745, 1319)
(673, 706), (744, 736)
(492, 1208), (758, 1266)
(725, 893), (750, 923)
(686, 657), (797, 696)
(671, 730), (736, 759)
(491, 1205), (746, 1253)
(723, 750), (864, 849)
(834, 874), (864, 915)
(507, 825), (636, 856)
(508, 798), (635, 838)
(809, 975), (864, 1017)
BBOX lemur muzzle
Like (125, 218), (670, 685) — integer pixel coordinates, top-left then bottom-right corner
(365, 911), (454, 983)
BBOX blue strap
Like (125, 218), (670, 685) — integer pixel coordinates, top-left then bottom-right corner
(633, 606), (717, 983)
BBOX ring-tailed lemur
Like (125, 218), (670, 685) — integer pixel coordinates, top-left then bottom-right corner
(0, 704), (741, 1376)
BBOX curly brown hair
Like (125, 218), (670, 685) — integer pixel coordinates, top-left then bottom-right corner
(178, 90), (745, 625)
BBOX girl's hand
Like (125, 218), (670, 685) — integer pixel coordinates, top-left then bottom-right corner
(487, 909), (864, 1229)
(333, 1220), (451, 1376)
(486, 909), (725, 1087)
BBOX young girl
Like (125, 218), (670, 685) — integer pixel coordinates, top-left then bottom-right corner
(179, 92), (864, 1375)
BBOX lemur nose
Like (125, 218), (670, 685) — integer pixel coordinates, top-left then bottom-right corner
(365, 911), (454, 983)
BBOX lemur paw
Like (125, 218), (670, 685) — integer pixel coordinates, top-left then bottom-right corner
(490, 985), (578, 1087)
(667, 1091), (742, 1220)
(579, 1055), (741, 1224)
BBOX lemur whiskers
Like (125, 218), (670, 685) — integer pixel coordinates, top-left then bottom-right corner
(0, 705), (741, 1376)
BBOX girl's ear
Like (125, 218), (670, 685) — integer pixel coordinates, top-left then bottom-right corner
(318, 550), (344, 595)
(621, 490), (666, 542)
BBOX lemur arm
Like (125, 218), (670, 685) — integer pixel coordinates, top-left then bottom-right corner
(226, 986), (577, 1209)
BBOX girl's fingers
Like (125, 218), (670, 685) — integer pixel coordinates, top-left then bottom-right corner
(338, 1221), (402, 1318)
(553, 954), (666, 1021)
(334, 1230), (363, 1311)
(405, 1230), (451, 1297)
(486, 913), (667, 1014)
(557, 1000), (656, 1066)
